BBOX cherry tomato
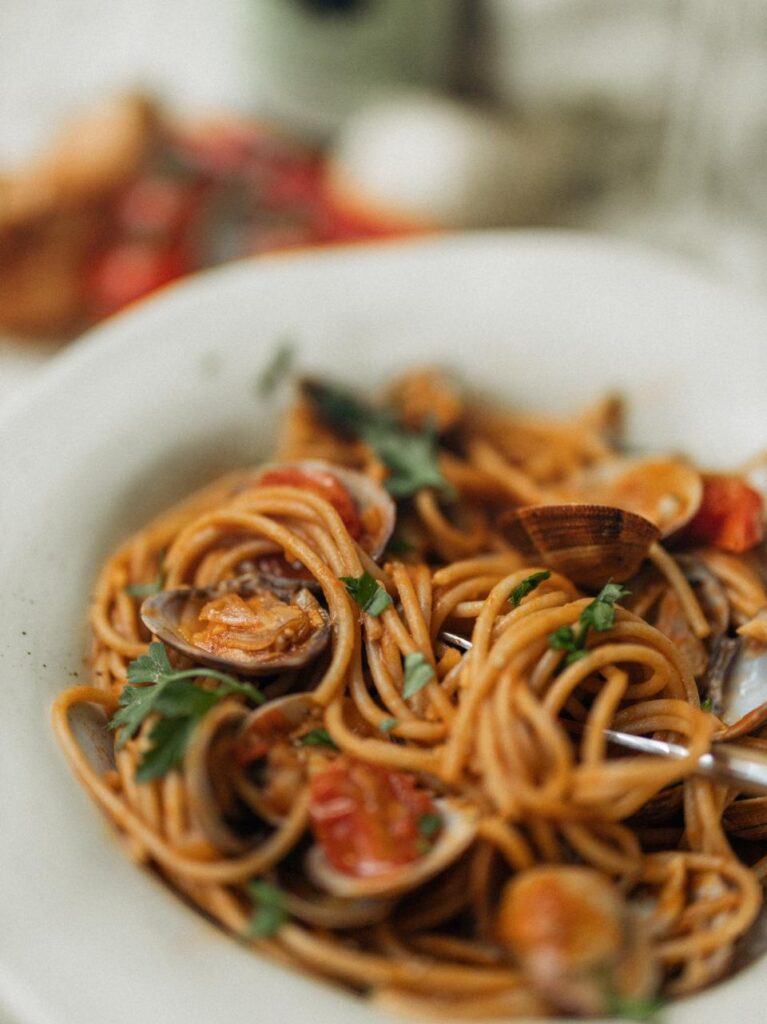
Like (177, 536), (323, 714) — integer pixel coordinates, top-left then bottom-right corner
(86, 241), (189, 316)
(309, 757), (438, 877)
(686, 475), (764, 553)
(259, 467), (362, 539)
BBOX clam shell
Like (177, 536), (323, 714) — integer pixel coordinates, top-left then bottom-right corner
(306, 800), (477, 899)
(233, 693), (321, 826)
(570, 457), (703, 538)
(253, 459), (395, 559)
(140, 575), (330, 677)
(499, 503), (660, 590)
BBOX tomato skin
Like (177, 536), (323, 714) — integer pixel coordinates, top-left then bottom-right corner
(86, 241), (189, 316)
(309, 758), (437, 877)
(259, 467), (362, 539)
(686, 475), (764, 553)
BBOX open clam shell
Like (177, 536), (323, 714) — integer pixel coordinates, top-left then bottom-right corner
(234, 693), (320, 826)
(569, 457), (703, 538)
(253, 459), (396, 559)
(305, 800), (477, 899)
(499, 503), (660, 590)
(140, 574), (331, 677)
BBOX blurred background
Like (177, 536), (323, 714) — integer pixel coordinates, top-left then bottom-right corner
(1, 0), (766, 391)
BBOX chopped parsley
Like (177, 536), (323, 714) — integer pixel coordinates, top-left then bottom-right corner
(247, 880), (288, 938)
(402, 652), (435, 699)
(701, 697), (713, 712)
(340, 570), (392, 616)
(296, 727), (338, 749)
(606, 991), (665, 1021)
(110, 641), (264, 782)
(256, 341), (295, 396)
(548, 581), (630, 666)
(418, 811), (441, 838)
(302, 378), (450, 499)
(379, 717), (398, 733)
(509, 570), (551, 608)
(385, 532), (415, 557)
(124, 553), (166, 598)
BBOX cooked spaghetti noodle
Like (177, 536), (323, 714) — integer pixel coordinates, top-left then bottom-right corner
(54, 369), (767, 1018)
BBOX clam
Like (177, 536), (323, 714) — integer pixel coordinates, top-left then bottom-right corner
(233, 693), (321, 825)
(252, 459), (395, 559)
(653, 556), (729, 680)
(306, 801), (477, 900)
(714, 618), (767, 735)
(496, 866), (659, 1016)
(569, 457), (703, 538)
(185, 694), (326, 851)
(140, 574), (330, 676)
(499, 503), (660, 590)
(723, 794), (767, 840)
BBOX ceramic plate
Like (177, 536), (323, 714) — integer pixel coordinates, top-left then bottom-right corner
(2, 232), (767, 1024)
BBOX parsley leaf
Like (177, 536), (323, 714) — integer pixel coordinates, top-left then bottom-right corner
(247, 880), (288, 938)
(418, 811), (441, 838)
(386, 532), (415, 557)
(548, 581), (630, 665)
(340, 571), (392, 616)
(580, 581), (631, 632)
(125, 568), (166, 599)
(402, 652), (435, 699)
(379, 717), (398, 733)
(256, 341), (295, 396)
(303, 378), (450, 499)
(135, 716), (201, 782)
(701, 697), (713, 712)
(296, 727), (338, 749)
(125, 641), (174, 686)
(363, 418), (447, 497)
(109, 641), (264, 778)
(606, 991), (665, 1021)
(509, 570), (551, 608)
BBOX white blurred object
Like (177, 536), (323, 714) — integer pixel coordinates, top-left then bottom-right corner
(483, 0), (681, 119)
(326, 92), (580, 228)
(248, 0), (460, 139)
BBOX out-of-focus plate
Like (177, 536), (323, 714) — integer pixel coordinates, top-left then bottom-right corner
(1, 232), (766, 1024)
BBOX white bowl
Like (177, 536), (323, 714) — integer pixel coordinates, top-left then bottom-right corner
(1, 232), (766, 1024)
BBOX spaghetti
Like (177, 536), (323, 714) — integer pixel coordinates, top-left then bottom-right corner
(54, 369), (767, 1017)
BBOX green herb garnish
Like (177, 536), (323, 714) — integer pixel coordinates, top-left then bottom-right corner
(701, 697), (713, 712)
(247, 880), (288, 938)
(303, 378), (450, 499)
(340, 571), (392, 616)
(297, 727), (338, 749)
(509, 570), (551, 608)
(402, 652), (435, 699)
(379, 717), (398, 733)
(606, 991), (665, 1021)
(110, 641), (264, 782)
(124, 553), (166, 598)
(386, 532), (415, 557)
(256, 341), (295, 396)
(548, 581), (630, 665)
(418, 811), (441, 838)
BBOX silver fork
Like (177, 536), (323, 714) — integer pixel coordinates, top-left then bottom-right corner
(438, 630), (767, 795)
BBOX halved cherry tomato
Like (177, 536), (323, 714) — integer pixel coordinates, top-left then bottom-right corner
(686, 475), (764, 553)
(309, 757), (438, 877)
(86, 240), (190, 316)
(259, 467), (362, 539)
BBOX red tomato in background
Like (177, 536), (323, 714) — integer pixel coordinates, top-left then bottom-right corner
(309, 758), (438, 877)
(686, 475), (764, 553)
(86, 241), (190, 316)
(259, 467), (362, 540)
